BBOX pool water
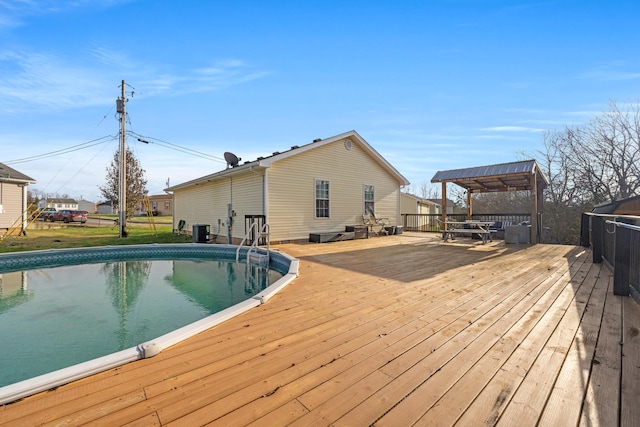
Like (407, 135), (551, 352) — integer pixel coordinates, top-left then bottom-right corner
(0, 259), (282, 388)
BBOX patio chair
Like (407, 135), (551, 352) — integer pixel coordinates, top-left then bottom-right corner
(363, 213), (383, 236)
(374, 214), (390, 235)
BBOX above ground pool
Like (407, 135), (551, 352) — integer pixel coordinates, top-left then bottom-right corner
(0, 244), (298, 405)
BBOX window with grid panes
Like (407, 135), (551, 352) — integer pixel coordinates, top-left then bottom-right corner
(364, 184), (375, 215)
(315, 179), (330, 218)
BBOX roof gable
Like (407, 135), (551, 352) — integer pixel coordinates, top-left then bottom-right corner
(401, 193), (439, 206)
(46, 198), (78, 204)
(167, 130), (409, 191)
(0, 162), (36, 184)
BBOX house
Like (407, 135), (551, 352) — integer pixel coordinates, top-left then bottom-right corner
(166, 130), (410, 243)
(96, 201), (116, 215)
(147, 194), (172, 216)
(39, 198), (79, 211)
(592, 195), (640, 216)
(0, 163), (36, 234)
(77, 199), (96, 213)
(427, 198), (460, 215)
(401, 193), (440, 215)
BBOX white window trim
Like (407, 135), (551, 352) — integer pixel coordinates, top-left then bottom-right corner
(363, 183), (375, 215)
(314, 178), (330, 219)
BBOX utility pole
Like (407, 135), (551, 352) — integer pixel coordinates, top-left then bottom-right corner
(116, 80), (127, 238)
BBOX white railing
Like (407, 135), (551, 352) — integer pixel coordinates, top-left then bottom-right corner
(235, 222), (270, 263)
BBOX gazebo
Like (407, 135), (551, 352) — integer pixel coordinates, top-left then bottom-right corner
(431, 160), (550, 243)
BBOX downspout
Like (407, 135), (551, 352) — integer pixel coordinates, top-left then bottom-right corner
(263, 170), (268, 222)
(249, 165), (267, 218)
(21, 184), (28, 234)
(228, 177), (233, 244)
(167, 191), (174, 232)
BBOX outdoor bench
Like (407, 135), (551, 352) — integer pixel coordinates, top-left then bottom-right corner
(443, 228), (494, 242)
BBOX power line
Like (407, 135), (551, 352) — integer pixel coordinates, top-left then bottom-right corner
(3, 135), (116, 165)
(128, 131), (227, 164)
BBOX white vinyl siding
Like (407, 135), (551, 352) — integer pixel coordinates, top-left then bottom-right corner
(171, 134), (404, 243)
(267, 138), (401, 241)
(172, 172), (263, 241)
(0, 183), (24, 229)
(401, 193), (440, 216)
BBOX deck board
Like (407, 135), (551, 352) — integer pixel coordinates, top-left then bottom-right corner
(0, 233), (637, 426)
(579, 274), (620, 427)
(621, 297), (640, 427)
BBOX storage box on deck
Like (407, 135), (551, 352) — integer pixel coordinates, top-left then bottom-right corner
(505, 225), (531, 244)
(309, 232), (355, 243)
(345, 225), (368, 239)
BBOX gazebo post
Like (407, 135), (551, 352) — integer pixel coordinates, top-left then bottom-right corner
(466, 190), (472, 220)
(441, 182), (447, 229)
(537, 176), (544, 242)
(530, 173), (539, 243)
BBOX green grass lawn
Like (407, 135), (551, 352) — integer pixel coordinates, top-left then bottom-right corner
(0, 224), (193, 253)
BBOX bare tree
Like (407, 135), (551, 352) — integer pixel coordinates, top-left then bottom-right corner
(472, 191), (530, 214)
(529, 102), (640, 244)
(535, 131), (592, 244)
(99, 148), (148, 219)
(555, 101), (640, 203)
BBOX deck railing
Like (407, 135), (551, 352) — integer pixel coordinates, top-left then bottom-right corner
(581, 213), (640, 303)
(402, 213), (531, 232)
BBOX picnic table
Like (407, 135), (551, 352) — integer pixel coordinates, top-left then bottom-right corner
(440, 220), (496, 244)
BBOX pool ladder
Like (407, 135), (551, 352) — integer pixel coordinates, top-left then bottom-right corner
(236, 222), (270, 266)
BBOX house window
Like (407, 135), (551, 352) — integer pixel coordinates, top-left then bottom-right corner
(364, 184), (375, 215)
(315, 179), (330, 218)
(164, 201), (171, 209)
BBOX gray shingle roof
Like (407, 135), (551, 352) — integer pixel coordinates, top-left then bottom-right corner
(0, 162), (36, 183)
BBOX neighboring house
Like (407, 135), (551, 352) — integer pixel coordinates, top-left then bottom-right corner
(427, 198), (460, 215)
(77, 199), (96, 213)
(401, 193), (440, 215)
(96, 201), (116, 215)
(39, 198), (79, 211)
(592, 195), (640, 216)
(0, 163), (36, 234)
(166, 130), (410, 243)
(400, 193), (441, 232)
(148, 194), (172, 216)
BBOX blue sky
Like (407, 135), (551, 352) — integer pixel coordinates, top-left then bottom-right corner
(1, 0), (638, 202)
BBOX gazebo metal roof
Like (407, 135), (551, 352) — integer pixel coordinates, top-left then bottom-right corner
(431, 160), (549, 193)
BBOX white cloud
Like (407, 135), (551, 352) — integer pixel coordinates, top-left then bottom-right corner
(0, 47), (270, 112)
(0, 50), (114, 112)
(479, 126), (544, 133)
(581, 62), (640, 82)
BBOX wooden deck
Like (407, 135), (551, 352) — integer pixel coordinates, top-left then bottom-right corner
(1, 233), (639, 426)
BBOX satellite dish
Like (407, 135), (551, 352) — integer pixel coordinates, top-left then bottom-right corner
(224, 152), (241, 168)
